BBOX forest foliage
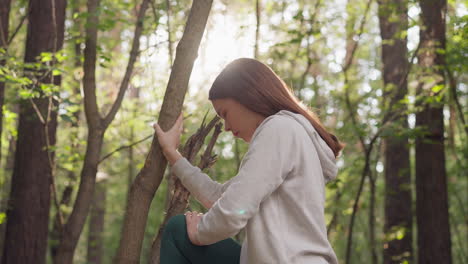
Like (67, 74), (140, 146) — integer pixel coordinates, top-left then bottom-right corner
(0, 0), (466, 263)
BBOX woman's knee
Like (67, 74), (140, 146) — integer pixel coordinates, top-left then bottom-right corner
(163, 214), (187, 240)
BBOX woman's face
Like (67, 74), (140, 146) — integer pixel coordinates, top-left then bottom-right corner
(211, 98), (266, 143)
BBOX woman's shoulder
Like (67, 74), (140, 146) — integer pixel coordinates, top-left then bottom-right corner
(252, 112), (306, 141)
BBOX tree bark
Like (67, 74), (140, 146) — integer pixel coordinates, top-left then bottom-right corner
(1, 0), (66, 262)
(52, 0), (150, 262)
(377, 0), (413, 263)
(415, 0), (452, 263)
(115, 1), (213, 262)
(87, 178), (107, 264)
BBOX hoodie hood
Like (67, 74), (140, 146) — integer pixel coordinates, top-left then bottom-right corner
(276, 110), (338, 183)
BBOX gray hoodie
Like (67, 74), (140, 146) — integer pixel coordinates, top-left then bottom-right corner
(172, 110), (338, 264)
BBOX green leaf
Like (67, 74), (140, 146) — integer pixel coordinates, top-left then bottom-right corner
(55, 52), (67, 62)
(431, 84), (444, 93)
(19, 89), (39, 99)
(396, 229), (405, 240)
(0, 213), (5, 224)
(60, 114), (74, 123)
(40, 52), (53, 62)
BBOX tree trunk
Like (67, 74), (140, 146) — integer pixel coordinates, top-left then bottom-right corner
(0, 0), (11, 259)
(254, 0), (261, 59)
(52, 0), (149, 262)
(50, 0), (83, 257)
(0, 118), (18, 257)
(165, 0), (174, 67)
(415, 0), (452, 263)
(368, 172), (378, 264)
(342, 0), (373, 262)
(1, 0), (66, 262)
(87, 179), (107, 264)
(127, 86), (140, 199)
(377, 0), (413, 263)
(0, 0), (10, 165)
(115, 1), (213, 263)
(52, 120), (104, 264)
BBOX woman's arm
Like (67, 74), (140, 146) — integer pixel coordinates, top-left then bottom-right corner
(172, 157), (235, 209)
(163, 148), (183, 166)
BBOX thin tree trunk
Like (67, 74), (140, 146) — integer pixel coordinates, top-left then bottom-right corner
(0, 0), (11, 259)
(52, 1), (103, 261)
(87, 178), (107, 264)
(1, 0), (66, 262)
(53, 0), (150, 262)
(127, 87), (140, 199)
(0, 0), (10, 165)
(0, 132), (15, 258)
(128, 134), (135, 195)
(445, 66), (467, 136)
(368, 171), (378, 264)
(340, 0), (373, 263)
(115, 1), (213, 262)
(254, 0), (261, 59)
(298, 0), (321, 102)
(327, 189), (343, 235)
(377, 0), (413, 263)
(166, 0), (174, 66)
(415, 0), (452, 263)
(50, 1), (83, 257)
(448, 103), (456, 150)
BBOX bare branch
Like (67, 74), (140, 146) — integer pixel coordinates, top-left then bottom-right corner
(103, 0), (150, 127)
(342, 0), (373, 72)
(29, 98), (46, 124)
(198, 121), (223, 169)
(99, 134), (153, 164)
(5, 2), (30, 45)
(445, 65), (467, 136)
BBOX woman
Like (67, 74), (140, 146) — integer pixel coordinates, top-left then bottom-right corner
(154, 58), (344, 264)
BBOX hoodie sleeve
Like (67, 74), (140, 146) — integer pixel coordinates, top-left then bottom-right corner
(196, 117), (297, 245)
(171, 158), (235, 207)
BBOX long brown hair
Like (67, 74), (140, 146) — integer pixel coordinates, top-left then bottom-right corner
(209, 58), (344, 158)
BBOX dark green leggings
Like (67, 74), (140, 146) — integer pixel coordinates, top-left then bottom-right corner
(160, 214), (241, 264)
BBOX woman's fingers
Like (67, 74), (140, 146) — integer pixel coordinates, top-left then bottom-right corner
(153, 122), (163, 136)
(153, 113), (183, 133)
(177, 112), (183, 124)
(172, 113), (184, 133)
(152, 113), (184, 150)
(184, 211), (203, 245)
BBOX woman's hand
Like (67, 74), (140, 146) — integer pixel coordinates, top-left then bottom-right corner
(153, 113), (184, 165)
(184, 211), (204, 246)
